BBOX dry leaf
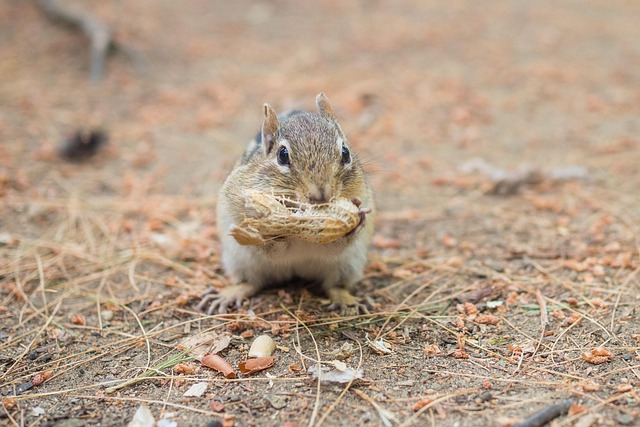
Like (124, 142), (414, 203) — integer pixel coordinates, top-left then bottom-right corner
(238, 356), (275, 375)
(177, 331), (231, 359)
(201, 354), (236, 378)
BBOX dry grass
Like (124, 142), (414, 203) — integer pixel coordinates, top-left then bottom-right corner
(2, 1), (640, 425)
(1, 178), (639, 426)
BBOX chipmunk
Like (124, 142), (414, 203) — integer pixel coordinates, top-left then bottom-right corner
(199, 93), (374, 314)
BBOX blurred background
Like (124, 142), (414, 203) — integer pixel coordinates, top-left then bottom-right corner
(2, 0), (639, 209)
(2, 3), (640, 425)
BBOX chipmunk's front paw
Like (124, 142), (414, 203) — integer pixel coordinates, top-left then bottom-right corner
(325, 288), (371, 316)
(197, 283), (259, 314)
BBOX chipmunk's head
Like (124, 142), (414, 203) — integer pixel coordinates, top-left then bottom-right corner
(258, 93), (364, 204)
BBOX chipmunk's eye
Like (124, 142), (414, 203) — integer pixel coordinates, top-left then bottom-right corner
(341, 145), (351, 165)
(277, 146), (290, 166)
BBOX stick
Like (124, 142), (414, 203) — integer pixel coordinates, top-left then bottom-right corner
(535, 289), (548, 327)
(512, 398), (575, 427)
(38, 0), (114, 81)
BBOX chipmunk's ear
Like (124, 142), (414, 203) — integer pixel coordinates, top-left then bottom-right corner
(262, 103), (280, 155)
(316, 93), (336, 120)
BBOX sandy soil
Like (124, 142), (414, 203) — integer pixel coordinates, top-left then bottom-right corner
(1, 1), (639, 426)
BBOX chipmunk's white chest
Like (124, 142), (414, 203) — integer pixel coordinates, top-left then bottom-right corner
(266, 238), (344, 261)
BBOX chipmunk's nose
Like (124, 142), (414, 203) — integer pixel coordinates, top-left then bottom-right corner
(307, 184), (331, 204)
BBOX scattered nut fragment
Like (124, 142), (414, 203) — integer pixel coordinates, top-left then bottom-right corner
(248, 334), (276, 358)
(174, 362), (197, 375)
(201, 354), (236, 379)
(475, 314), (501, 325)
(238, 356), (275, 375)
(222, 413), (235, 427)
(210, 400), (225, 412)
(31, 370), (53, 386)
(563, 313), (582, 326)
(580, 380), (600, 392)
(568, 403), (587, 416)
(451, 349), (469, 359)
(70, 314), (86, 326)
(461, 302), (479, 316)
(2, 397), (17, 409)
(412, 396), (436, 412)
(581, 347), (614, 365)
(330, 342), (356, 360)
(616, 383), (633, 393)
(423, 344), (442, 357)
(240, 330), (254, 339)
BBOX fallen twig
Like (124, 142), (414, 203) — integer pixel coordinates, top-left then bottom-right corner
(38, 0), (114, 80)
(535, 289), (548, 327)
(512, 398), (576, 427)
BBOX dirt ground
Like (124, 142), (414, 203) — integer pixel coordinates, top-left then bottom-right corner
(1, 1), (640, 426)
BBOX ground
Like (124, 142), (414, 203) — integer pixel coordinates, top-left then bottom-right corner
(1, 1), (639, 426)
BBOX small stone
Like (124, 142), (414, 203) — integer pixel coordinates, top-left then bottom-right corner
(31, 406), (45, 416)
(265, 394), (288, 409)
(16, 382), (33, 394)
(616, 414), (635, 425)
(101, 310), (114, 321)
(478, 391), (492, 402)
